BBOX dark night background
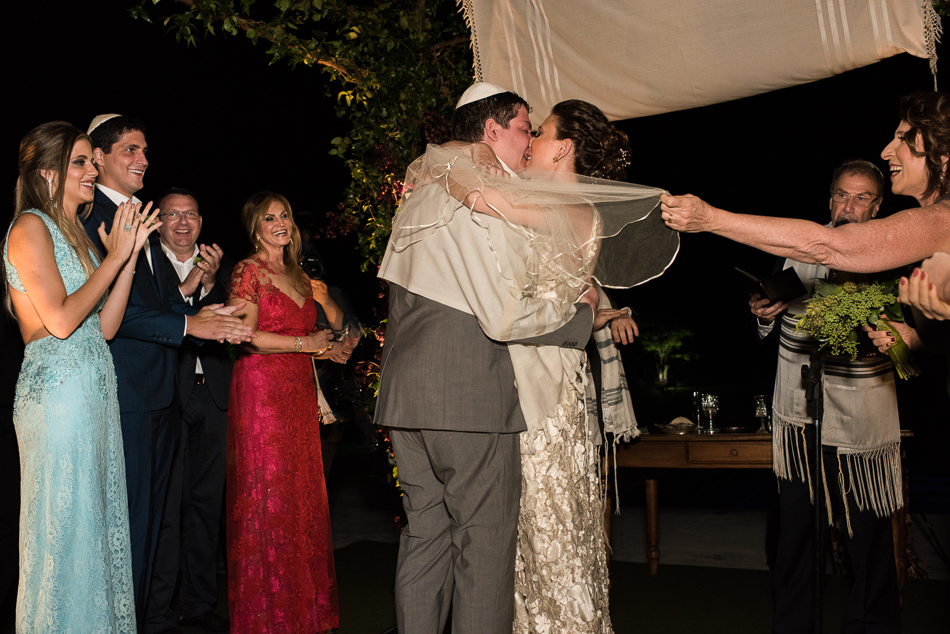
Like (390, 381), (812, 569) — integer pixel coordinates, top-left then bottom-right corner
(4, 1), (950, 464)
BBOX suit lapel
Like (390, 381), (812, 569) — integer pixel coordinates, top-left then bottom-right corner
(147, 237), (165, 299)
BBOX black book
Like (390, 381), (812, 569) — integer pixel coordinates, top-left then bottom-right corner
(734, 266), (807, 304)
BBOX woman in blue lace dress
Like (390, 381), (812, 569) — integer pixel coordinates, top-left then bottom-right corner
(2, 121), (160, 632)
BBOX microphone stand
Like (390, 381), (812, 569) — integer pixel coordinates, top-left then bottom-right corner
(801, 346), (824, 633)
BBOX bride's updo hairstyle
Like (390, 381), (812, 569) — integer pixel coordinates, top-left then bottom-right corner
(550, 100), (631, 182)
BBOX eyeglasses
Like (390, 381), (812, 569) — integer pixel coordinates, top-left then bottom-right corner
(831, 192), (878, 207)
(159, 211), (199, 221)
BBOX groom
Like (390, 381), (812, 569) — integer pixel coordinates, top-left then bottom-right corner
(376, 83), (595, 633)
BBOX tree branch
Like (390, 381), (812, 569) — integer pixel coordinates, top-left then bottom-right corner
(175, 0), (351, 77)
(432, 36), (468, 52)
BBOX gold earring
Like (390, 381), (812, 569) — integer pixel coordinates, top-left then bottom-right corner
(553, 150), (563, 164)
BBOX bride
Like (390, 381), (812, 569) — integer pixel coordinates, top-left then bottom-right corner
(402, 99), (678, 632)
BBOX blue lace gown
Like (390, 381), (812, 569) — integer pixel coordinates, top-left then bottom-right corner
(4, 210), (136, 633)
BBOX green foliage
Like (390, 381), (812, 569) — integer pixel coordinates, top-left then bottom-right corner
(934, 0), (950, 17)
(131, 0), (472, 271)
(794, 272), (920, 378)
(794, 275), (901, 359)
(640, 327), (695, 385)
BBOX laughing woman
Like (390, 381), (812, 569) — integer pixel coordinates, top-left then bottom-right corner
(661, 91), (950, 275)
(2, 121), (159, 632)
(225, 191), (340, 633)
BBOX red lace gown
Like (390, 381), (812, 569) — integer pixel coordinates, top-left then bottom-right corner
(226, 258), (339, 633)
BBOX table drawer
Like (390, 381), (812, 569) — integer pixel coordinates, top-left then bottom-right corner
(686, 441), (772, 465)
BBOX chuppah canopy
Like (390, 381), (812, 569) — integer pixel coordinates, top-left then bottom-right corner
(458, 0), (940, 124)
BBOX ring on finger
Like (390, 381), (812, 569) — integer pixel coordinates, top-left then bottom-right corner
(123, 224), (133, 232)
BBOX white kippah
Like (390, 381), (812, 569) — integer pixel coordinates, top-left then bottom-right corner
(455, 82), (510, 109)
(87, 114), (121, 135)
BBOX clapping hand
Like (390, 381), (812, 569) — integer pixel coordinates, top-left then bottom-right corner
(99, 201), (161, 262)
(899, 254), (950, 321)
(179, 244), (224, 297)
(197, 243), (223, 291)
(189, 301), (254, 344)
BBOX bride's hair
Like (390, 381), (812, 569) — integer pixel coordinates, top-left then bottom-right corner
(550, 100), (631, 182)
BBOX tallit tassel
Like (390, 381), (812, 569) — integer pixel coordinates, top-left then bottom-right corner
(837, 454), (853, 537)
(843, 443), (903, 518)
(772, 417), (808, 487)
(820, 449), (834, 527)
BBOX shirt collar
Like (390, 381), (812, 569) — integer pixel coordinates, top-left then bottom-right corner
(160, 240), (199, 265)
(96, 183), (141, 206)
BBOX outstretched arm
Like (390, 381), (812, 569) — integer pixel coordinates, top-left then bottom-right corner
(660, 193), (950, 273)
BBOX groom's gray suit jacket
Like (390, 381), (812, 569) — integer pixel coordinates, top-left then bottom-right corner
(376, 283), (592, 432)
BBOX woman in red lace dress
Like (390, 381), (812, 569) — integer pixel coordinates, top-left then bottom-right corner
(226, 191), (340, 632)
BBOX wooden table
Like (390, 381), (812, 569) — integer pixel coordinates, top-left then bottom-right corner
(605, 431), (773, 574)
(605, 430), (910, 584)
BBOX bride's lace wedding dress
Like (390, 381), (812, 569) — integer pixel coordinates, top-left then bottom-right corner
(512, 218), (612, 634)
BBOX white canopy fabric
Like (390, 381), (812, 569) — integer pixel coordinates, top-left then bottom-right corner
(459, 0), (940, 124)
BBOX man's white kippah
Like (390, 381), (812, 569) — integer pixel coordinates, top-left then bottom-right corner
(455, 83), (510, 109)
(87, 114), (121, 135)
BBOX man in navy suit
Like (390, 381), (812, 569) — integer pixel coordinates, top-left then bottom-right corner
(145, 188), (232, 634)
(82, 115), (249, 628)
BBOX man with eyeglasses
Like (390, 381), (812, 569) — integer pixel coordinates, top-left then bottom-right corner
(145, 188), (233, 634)
(751, 160), (901, 634)
(82, 114), (250, 629)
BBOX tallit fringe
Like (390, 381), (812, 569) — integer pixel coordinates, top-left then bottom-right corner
(842, 442), (904, 520)
(456, 0), (483, 81)
(837, 455), (853, 537)
(922, 0), (943, 87)
(772, 416), (814, 503)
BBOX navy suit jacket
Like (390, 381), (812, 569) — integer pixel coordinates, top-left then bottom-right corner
(168, 254), (235, 410)
(81, 188), (194, 413)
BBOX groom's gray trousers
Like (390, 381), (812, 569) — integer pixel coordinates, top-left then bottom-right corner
(377, 285), (592, 634)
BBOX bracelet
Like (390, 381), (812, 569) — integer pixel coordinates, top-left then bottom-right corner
(311, 342), (334, 358)
(121, 268), (135, 276)
(294, 336), (302, 353)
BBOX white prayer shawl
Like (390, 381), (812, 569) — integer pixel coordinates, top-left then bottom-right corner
(771, 259), (902, 534)
(459, 0), (940, 124)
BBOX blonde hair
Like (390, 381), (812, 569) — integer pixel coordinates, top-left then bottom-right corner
(241, 191), (309, 297)
(4, 121), (100, 317)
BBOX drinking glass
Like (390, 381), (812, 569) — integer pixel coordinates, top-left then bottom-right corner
(700, 394), (718, 434)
